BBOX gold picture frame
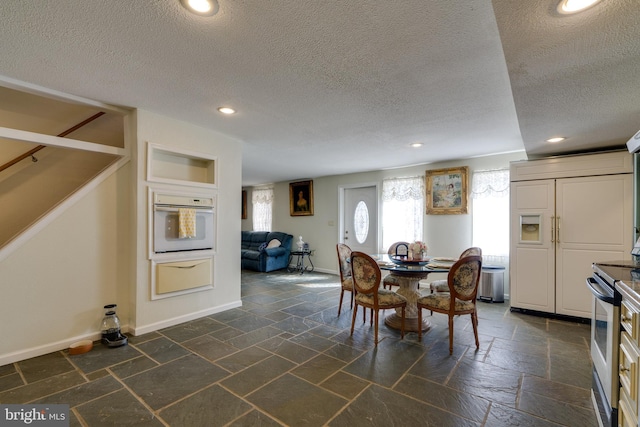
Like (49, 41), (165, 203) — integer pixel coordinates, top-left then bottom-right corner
(241, 190), (247, 219)
(425, 166), (469, 214)
(289, 180), (314, 216)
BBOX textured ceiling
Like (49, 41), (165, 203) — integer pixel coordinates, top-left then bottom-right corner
(0, 0), (638, 186)
(493, 0), (640, 157)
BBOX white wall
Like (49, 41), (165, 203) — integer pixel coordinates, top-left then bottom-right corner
(132, 110), (243, 334)
(0, 163), (132, 364)
(0, 147), (119, 245)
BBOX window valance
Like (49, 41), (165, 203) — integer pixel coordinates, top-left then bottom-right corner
(382, 176), (424, 202)
(471, 169), (509, 199)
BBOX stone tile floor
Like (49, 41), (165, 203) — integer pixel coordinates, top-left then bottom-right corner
(0, 270), (597, 426)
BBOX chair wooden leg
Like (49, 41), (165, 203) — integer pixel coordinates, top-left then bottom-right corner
(429, 289), (433, 316)
(374, 309), (379, 345)
(448, 315), (454, 355)
(350, 291), (354, 309)
(417, 306), (423, 340)
(400, 306), (405, 339)
(350, 304), (357, 336)
(338, 290), (345, 316)
(472, 310), (480, 350)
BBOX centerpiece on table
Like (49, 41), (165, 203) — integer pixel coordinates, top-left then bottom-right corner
(389, 241), (429, 266)
(409, 241), (428, 260)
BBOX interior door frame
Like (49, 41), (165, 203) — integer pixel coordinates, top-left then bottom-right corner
(338, 182), (380, 252)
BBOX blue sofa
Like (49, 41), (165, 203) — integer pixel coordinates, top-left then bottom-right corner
(241, 231), (294, 272)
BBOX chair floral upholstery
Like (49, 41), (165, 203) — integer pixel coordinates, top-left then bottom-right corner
(355, 290), (406, 307)
(417, 295), (475, 311)
(336, 243), (354, 316)
(417, 255), (482, 354)
(429, 247), (482, 293)
(383, 241), (410, 290)
(350, 251), (407, 345)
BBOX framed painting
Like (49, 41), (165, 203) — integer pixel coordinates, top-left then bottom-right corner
(425, 166), (469, 214)
(241, 190), (247, 219)
(290, 180), (314, 216)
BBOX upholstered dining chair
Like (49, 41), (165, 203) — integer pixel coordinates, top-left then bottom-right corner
(336, 243), (354, 316)
(429, 247), (482, 294)
(382, 241), (410, 290)
(350, 251), (407, 345)
(417, 255), (483, 354)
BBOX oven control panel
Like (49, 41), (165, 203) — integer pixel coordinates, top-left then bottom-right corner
(154, 193), (214, 208)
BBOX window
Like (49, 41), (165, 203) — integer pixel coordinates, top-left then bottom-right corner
(252, 187), (273, 232)
(382, 176), (424, 251)
(354, 201), (369, 244)
(471, 169), (510, 263)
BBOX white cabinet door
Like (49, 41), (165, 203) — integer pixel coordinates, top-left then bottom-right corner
(510, 180), (556, 313)
(555, 174), (633, 317)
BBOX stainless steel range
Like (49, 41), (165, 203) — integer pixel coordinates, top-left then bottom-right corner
(589, 261), (640, 427)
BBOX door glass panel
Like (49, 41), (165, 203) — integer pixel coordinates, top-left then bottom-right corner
(354, 201), (369, 244)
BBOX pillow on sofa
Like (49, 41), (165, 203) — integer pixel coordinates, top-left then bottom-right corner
(267, 239), (281, 248)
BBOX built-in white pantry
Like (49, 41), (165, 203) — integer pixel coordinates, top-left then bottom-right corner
(510, 151), (633, 319)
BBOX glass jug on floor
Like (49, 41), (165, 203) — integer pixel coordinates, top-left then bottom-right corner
(101, 304), (127, 347)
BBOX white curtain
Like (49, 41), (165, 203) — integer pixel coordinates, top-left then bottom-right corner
(382, 176), (424, 251)
(252, 187), (273, 232)
(471, 169), (510, 263)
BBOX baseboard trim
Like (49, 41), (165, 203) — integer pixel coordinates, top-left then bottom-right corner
(130, 300), (243, 336)
(509, 306), (590, 324)
(0, 301), (243, 365)
(0, 331), (104, 366)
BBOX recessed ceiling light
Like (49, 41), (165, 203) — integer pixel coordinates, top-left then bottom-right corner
(410, 142), (423, 148)
(546, 137), (566, 143)
(557, 0), (601, 14)
(217, 107), (236, 115)
(180, 0), (219, 17)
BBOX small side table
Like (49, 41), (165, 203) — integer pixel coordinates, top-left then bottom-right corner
(288, 250), (314, 274)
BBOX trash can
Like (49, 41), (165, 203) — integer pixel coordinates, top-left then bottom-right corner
(478, 265), (505, 303)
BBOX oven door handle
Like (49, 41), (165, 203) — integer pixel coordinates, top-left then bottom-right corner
(586, 277), (615, 304)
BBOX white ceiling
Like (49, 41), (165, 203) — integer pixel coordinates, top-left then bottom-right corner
(0, 0), (638, 186)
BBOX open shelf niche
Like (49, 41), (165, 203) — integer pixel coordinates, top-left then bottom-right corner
(147, 142), (217, 188)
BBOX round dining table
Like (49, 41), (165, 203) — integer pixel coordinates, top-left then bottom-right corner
(375, 255), (449, 332)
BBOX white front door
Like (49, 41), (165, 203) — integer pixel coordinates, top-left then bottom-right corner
(342, 186), (377, 254)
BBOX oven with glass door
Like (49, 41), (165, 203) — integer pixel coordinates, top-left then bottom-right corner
(588, 264), (622, 427)
(153, 193), (215, 254)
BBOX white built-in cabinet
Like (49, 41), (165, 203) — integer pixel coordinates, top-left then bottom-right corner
(510, 151), (633, 319)
(146, 142), (217, 300)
